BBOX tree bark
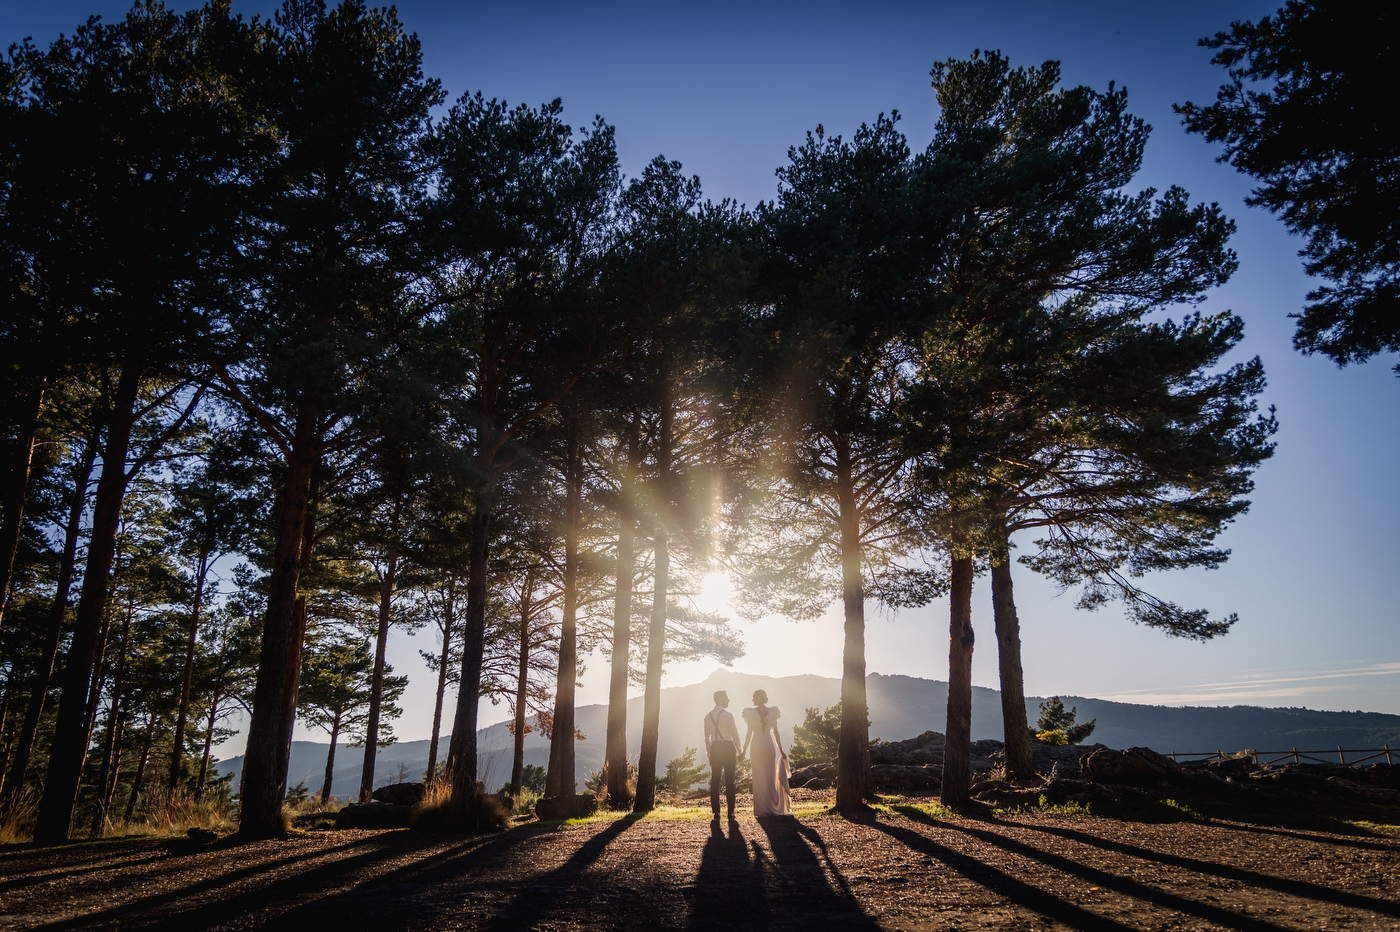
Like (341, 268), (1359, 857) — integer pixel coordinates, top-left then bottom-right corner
(35, 367), (141, 845)
(634, 387), (673, 812)
(446, 485), (492, 809)
(991, 551), (1033, 782)
(942, 546), (976, 806)
(90, 711), (127, 838)
(122, 714), (154, 825)
(238, 404), (319, 837)
(834, 434), (873, 811)
(359, 546), (398, 802)
(546, 422), (583, 799)
(168, 553), (211, 794)
(509, 581), (533, 799)
(89, 601), (134, 837)
(0, 442), (95, 813)
(425, 579), (454, 783)
(0, 377), (45, 628)
(604, 416), (638, 809)
(196, 699), (218, 798)
(321, 715), (340, 804)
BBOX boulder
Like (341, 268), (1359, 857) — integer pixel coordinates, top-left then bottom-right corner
(790, 763), (836, 788)
(869, 764), (941, 792)
(870, 731), (945, 766)
(535, 793), (598, 821)
(372, 782), (426, 806)
(1187, 756), (1258, 780)
(336, 801), (413, 829)
(1080, 746), (1184, 786)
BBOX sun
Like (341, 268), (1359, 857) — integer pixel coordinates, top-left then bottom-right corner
(695, 571), (738, 618)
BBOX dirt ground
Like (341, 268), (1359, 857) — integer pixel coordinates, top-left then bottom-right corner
(2, 792), (1398, 931)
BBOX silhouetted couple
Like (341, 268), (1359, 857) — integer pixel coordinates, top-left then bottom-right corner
(704, 689), (791, 819)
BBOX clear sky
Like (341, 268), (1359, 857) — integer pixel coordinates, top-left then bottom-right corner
(6, 1), (1398, 749)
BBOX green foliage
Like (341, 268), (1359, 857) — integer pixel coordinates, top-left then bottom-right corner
(297, 637), (407, 750)
(999, 794), (1092, 817)
(1035, 730), (1069, 746)
(790, 704), (843, 767)
(499, 764), (547, 798)
(285, 781), (309, 806)
(1035, 698), (1097, 745)
(658, 747), (708, 793)
(585, 759), (637, 798)
(1178, 1), (1400, 372)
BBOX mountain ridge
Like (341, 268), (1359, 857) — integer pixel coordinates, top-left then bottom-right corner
(216, 670), (1400, 798)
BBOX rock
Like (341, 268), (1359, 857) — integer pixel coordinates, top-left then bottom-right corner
(870, 731), (945, 766)
(371, 782), (426, 806)
(1080, 746), (1184, 786)
(336, 801), (413, 829)
(790, 763), (836, 788)
(535, 793), (598, 821)
(186, 827), (218, 843)
(869, 764), (941, 792)
(1179, 756), (1258, 780)
(1356, 763), (1400, 789)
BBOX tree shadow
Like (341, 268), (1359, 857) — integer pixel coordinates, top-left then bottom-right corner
(866, 814), (1143, 932)
(755, 816), (881, 930)
(893, 808), (1299, 931)
(1206, 818), (1400, 852)
(0, 843), (179, 893)
(479, 812), (644, 931)
(1006, 819), (1400, 919)
(689, 818), (766, 930)
(33, 831), (445, 931)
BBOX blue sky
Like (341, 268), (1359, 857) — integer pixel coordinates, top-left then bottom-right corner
(6, 1), (1397, 741)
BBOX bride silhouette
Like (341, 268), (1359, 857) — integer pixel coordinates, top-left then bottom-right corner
(741, 689), (792, 817)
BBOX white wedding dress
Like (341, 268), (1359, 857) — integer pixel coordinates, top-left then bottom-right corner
(743, 706), (791, 816)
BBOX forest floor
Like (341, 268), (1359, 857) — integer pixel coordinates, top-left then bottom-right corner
(2, 790), (1399, 931)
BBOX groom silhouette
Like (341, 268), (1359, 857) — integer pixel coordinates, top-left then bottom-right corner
(703, 690), (742, 819)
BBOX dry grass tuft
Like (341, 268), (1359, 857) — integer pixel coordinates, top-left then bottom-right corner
(411, 780), (508, 833)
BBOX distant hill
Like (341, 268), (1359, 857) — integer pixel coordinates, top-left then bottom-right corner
(216, 670), (1400, 798)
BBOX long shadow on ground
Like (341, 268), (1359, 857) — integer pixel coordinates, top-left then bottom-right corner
(1007, 818), (1400, 919)
(891, 809), (1300, 932)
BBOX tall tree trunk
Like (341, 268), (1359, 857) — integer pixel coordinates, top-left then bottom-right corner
(546, 422), (583, 799)
(238, 404), (319, 837)
(80, 609), (116, 773)
(90, 710), (127, 838)
(1, 442), (95, 813)
(634, 387), (673, 813)
(942, 543), (976, 806)
(509, 582), (533, 800)
(321, 716), (341, 804)
(604, 416), (638, 809)
(425, 579), (454, 783)
(90, 602), (134, 837)
(168, 554), (212, 794)
(0, 377), (46, 627)
(196, 699), (218, 799)
(122, 714), (154, 825)
(833, 434), (872, 811)
(360, 546), (399, 802)
(446, 483), (493, 809)
(277, 472), (321, 794)
(35, 367), (141, 845)
(991, 546), (1033, 782)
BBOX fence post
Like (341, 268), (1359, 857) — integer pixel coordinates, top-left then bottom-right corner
(1338, 746), (1345, 765)
(1293, 747), (1299, 764)
(1387, 745), (1393, 766)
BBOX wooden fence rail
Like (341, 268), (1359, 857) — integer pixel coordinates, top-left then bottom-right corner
(1166, 746), (1395, 767)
